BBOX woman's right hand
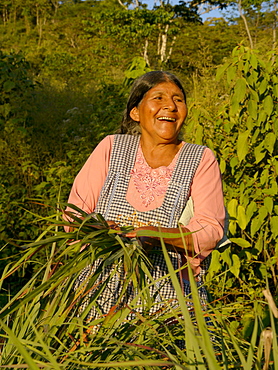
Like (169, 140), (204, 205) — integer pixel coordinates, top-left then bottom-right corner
(106, 220), (121, 231)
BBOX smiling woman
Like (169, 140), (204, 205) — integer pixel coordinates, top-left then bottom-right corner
(65, 70), (225, 323)
(129, 82), (187, 149)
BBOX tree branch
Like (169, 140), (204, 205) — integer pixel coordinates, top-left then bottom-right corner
(238, 0), (254, 49)
(117, 0), (128, 10)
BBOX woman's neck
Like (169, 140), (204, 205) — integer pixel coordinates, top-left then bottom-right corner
(140, 137), (183, 168)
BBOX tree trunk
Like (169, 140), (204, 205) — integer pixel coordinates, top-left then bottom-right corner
(3, 6), (8, 25)
(160, 24), (169, 62)
(117, 0), (128, 9)
(165, 35), (177, 64)
(157, 32), (161, 56)
(143, 39), (150, 66)
(273, 0), (277, 61)
(238, 0), (254, 49)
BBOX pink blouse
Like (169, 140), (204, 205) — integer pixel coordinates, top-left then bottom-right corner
(126, 143), (183, 212)
(66, 135), (225, 276)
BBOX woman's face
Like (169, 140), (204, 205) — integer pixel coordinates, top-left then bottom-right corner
(130, 81), (187, 144)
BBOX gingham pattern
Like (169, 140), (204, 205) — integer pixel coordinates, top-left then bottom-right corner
(95, 134), (205, 229)
(77, 134), (208, 321)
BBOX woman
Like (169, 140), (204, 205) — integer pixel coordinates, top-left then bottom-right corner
(66, 71), (225, 321)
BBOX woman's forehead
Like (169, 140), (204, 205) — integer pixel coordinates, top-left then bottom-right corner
(147, 81), (185, 96)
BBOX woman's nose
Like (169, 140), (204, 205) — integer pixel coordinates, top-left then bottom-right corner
(164, 97), (177, 111)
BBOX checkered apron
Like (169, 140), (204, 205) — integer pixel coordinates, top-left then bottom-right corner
(76, 134), (208, 321)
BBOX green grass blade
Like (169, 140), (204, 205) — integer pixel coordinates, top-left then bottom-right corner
(246, 314), (258, 370)
(0, 320), (42, 370)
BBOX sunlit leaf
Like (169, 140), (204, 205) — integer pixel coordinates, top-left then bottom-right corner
(264, 197), (273, 214)
(237, 130), (249, 162)
(264, 132), (276, 154)
(229, 238), (251, 248)
(237, 205), (247, 230)
(230, 254), (241, 278)
(263, 95), (274, 116)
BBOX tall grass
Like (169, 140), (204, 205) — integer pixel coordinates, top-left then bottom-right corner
(0, 207), (277, 369)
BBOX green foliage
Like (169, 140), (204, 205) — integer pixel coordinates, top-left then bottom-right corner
(0, 51), (35, 130)
(186, 45), (278, 340)
(0, 50), (127, 309)
(1, 209), (277, 369)
(124, 56), (152, 85)
(0, 1), (277, 364)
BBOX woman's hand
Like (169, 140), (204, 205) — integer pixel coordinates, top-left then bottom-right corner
(124, 225), (157, 238)
(106, 220), (121, 231)
(124, 225), (194, 256)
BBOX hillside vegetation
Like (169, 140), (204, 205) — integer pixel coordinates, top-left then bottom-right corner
(0, 0), (277, 368)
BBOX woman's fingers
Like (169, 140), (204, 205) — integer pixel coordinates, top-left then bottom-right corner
(124, 231), (137, 238)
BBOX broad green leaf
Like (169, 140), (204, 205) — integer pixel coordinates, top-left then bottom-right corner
(260, 168), (269, 185)
(259, 78), (268, 95)
(264, 179), (278, 195)
(229, 220), (237, 235)
(270, 216), (278, 238)
(230, 254), (241, 277)
(233, 78), (246, 103)
(237, 130), (249, 162)
(227, 65), (236, 84)
(229, 238), (251, 248)
(247, 99), (257, 120)
(251, 127), (260, 143)
(258, 206), (268, 222)
(230, 99), (240, 116)
(219, 158), (226, 174)
(237, 205), (248, 230)
(250, 53), (258, 69)
(257, 110), (267, 125)
(275, 159), (278, 174)
(208, 250), (221, 276)
(251, 216), (262, 236)
(246, 72), (255, 86)
(273, 84), (278, 98)
(264, 197), (273, 214)
(230, 156), (239, 170)
(246, 116), (254, 131)
(243, 60), (250, 74)
(255, 237), (263, 253)
(274, 118), (278, 133)
(263, 95), (274, 116)
(264, 132), (276, 154)
(250, 89), (259, 102)
(246, 201), (257, 223)
(228, 199), (238, 219)
(216, 61), (230, 81)
(254, 145), (266, 164)
(222, 248), (232, 265)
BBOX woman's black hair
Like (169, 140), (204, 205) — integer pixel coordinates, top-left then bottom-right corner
(119, 71), (186, 135)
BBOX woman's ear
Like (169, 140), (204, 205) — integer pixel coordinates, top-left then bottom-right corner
(130, 107), (140, 122)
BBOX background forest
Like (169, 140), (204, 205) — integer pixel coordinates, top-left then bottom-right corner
(0, 0), (278, 368)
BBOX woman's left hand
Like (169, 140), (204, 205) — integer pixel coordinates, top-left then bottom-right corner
(124, 225), (194, 255)
(124, 225), (157, 238)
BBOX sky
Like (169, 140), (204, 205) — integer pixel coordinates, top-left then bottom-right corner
(144, 0), (226, 21)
